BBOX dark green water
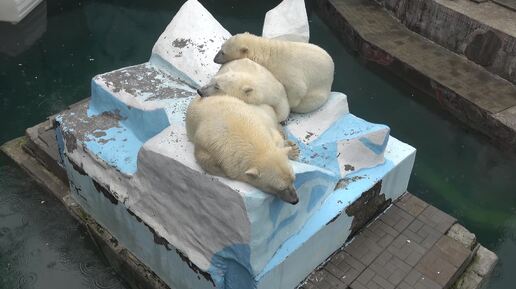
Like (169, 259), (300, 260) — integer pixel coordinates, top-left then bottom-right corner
(1, 1), (514, 288)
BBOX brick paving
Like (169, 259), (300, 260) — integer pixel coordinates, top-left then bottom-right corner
(299, 193), (475, 289)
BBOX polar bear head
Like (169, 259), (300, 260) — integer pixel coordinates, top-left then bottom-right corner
(213, 32), (257, 64)
(245, 148), (298, 205)
(197, 71), (264, 105)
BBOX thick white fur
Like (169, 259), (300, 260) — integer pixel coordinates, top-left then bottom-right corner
(198, 59), (290, 122)
(214, 33), (334, 113)
(186, 96), (299, 204)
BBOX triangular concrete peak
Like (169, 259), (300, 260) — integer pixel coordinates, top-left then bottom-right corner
(150, 0), (231, 87)
(262, 0), (310, 42)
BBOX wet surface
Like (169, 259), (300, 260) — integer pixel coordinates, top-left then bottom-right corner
(0, 155), (126, 289)
(0, 1), (515, 289)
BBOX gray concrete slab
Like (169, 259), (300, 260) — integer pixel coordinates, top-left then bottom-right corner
(493, 0), (516, 12)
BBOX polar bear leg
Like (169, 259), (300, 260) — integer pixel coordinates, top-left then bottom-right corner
(275, 97), (291, 123)
(291, 89), (330, 113)
(195, 146), (225, 176)
(286, 140), (300, 160)
(285, 80), (307, 109)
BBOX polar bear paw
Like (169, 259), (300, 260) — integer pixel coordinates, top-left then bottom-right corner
(286, 140), (300, 160)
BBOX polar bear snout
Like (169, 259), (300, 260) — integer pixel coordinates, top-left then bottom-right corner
(197, 84), (218, 98)
(279, 185), (299, 205)
(214, 50), (225, 64)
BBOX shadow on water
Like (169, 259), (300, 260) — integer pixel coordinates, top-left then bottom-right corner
(0, 1), (514, 289)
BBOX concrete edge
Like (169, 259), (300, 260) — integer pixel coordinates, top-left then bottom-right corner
(447, 224), (498, 289)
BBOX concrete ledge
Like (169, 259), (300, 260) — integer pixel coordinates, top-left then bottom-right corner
(377, 0), (516, 85)
(315, 0), (516, 151)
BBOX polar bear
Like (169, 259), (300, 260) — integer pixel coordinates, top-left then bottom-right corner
(213, 32), (334, 113)
(197, 59), (290, 122)
(186, 96), (299, 204)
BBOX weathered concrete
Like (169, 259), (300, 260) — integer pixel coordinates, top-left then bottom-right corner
(1, 133), (497, 289)
(315, 0), (516, 151)
(299, 194), (497, 289)
(377, 0), (516, 85)
(494, 0), (516, 12)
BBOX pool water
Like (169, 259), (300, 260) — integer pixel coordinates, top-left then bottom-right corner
(1, 1), (515, 289)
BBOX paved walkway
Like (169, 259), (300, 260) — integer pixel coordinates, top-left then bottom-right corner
(316, 0), (516, 150)
(300, 193), (475, 289)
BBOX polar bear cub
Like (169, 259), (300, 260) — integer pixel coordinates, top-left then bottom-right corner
(214, 32), (334, 113)
(186, 96), (299, 204)
(197, 59), (290, 122)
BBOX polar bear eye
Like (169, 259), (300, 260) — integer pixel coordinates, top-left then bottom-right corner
(214, 84), (220, 90)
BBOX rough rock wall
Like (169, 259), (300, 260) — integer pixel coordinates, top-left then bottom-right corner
(377, 0), (516, 84)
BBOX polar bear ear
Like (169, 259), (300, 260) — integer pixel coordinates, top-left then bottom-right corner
(242, 85), (253, 95)
(245, 168), (260, 178)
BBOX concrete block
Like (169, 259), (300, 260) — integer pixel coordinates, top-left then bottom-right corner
(447, 224), (477, 250)
(149, 0), (231, 87)
(55, 0), (417, 288)
(262, 0), (310, 42)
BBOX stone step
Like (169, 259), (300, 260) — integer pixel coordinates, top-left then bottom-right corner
(316, 0), (516, 150)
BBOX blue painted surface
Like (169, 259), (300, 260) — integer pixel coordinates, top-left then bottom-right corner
(359, 134), (390, 155)
(209, 244), (254, 289)
(307, 185), (327, 212)
(256, 159), (396, 280)
(84, 127), (142, 175)
(311, 114), (389, 146)
(89, 78), (170, 142)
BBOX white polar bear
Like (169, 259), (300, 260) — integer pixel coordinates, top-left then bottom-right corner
(213, 32), (334, 113)
(197, 59), (290, 122)
(186, 96), (299, 204)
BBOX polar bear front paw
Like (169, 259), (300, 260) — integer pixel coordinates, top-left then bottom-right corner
(286, 140), (300, 160)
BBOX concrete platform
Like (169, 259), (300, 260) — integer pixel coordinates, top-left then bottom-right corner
(1, 133), (497, 289)
(315, 0), (516, 151)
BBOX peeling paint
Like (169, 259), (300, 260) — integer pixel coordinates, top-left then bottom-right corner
(92, 180), (119, 205)
(176, 249), (216, 287)
(345, 181), (390, 239)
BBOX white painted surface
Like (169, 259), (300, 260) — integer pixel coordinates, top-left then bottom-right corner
(149, 0), (231, 87)
(262, 0), (310, 42)
(286, 92), (349, 143)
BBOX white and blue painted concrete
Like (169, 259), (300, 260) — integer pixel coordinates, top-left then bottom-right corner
(55, 1), (416, 289)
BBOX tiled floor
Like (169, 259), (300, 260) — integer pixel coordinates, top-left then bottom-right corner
(300, 193), (474, 289)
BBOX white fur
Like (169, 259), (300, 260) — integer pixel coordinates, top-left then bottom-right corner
(198, 59), (290, 122)
(186, 96), (299, 204)
(214, 33), (334, 113)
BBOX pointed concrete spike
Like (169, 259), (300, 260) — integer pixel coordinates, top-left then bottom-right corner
(262, 0), (309, 42)
(150, 0), (231, 87)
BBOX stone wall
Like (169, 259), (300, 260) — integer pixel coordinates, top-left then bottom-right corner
(376, 0), (516, 84)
